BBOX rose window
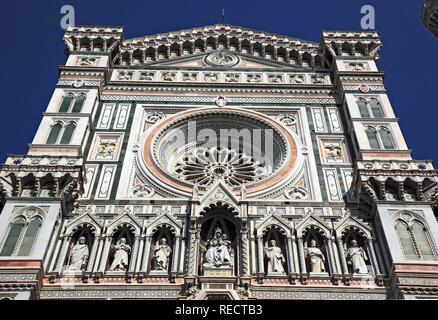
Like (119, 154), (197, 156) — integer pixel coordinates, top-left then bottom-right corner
(173, 146), (267, 186)
(139, 108), (298, 194)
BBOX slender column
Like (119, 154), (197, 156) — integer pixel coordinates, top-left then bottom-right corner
(49, 237), (64, 273)
(98, 236), (112, 272)
(86, 236), (100, 273)
(256, 236), (265, 274)
(297, 237), (307, 274)
(336, 238), (349, 275)
(54, 235), (71, 273)
(141, 235), (152, 272)
(188, 224), (198, 276)
(326, 238), (338, 274)
(92, 236), (105, 273)
(171, 236), (181, 273)
(367, 239), (382, 275)
(286, 236), (295, 274)
(128, 236), (140, 272)
(241, 229), (249, 276)
(135, 237), (145, 271)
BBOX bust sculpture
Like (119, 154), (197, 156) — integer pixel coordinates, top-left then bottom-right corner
(66, 236), (89, 272)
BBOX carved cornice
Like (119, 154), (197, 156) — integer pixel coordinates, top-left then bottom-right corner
(0, 155), (85, 212)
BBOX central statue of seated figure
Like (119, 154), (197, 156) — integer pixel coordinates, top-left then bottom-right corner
(203, 227), (231, 268)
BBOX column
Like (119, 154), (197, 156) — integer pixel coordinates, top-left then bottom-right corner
(97, 236), (112, 272)
(128, 235), (140, 272)
(135, 237), (145, 271)
(171, 236), (181, 273)
(188, 226), (198, 276)
(286, 236), (296, 274)
(141, 235), (152, 272)
(367, 239), (382, 275)
(336, 238), (349, 275)
(241, 229), (249, 276)
(256, 236), (265, 275)
(92, 236), (105, 272)
(54, 235), (71, 273)
(85, 236), (100, 273)
(297, 237), (307, 274)
(326, 238), (338, 274)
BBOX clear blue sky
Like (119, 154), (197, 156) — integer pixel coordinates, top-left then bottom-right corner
(0, 0), (436, 163)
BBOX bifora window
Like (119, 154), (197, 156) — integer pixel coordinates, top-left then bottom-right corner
(365, 126), (395, 150)
(0, 216), (42, 256)
(356, 97), (384, 118)
(395, 220), (436, 261)
(58, 93), (86, 113)
(46, 121), (77, 145)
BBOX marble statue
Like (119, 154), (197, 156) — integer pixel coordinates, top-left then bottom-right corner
(154, 238), (172, 271)
(264, 240), (286, 274)
(346, 240), (368, 274)
(66, 236), (89, 271)
(305, 239), (326, 273)
(109, 238), (131, 271)
(203, 227), (231, 267)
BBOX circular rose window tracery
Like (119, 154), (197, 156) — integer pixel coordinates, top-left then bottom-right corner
(173, 146), (267, 187)
(139, 108), (298, 194)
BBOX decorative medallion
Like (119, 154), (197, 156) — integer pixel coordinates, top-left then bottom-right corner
(145, 111), (166, 124)
(359, 84), (370, 93)
(215, 96), (228, 107)
(72, 79), (85, 88)
(205, 51), (239, 67)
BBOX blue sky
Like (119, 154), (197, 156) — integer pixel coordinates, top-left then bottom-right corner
(0, 0), (436, 163)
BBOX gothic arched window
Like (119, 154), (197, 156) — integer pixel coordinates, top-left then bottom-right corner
(379, 127), (394, 150)
(0, 216), (42, 256)
(412, 221), (435, 260)
(59, 94), (74, 113)
(46, 122), (63, 144)
(395, 220), (436, 260)
(59, 122), (76, 145)
(71, 94), (85, 113)
(17, 217), (42, 256)
(357, 99), (370, 118)
(366, 127), (380, 150)
(0, 217), (26, 256)
(369, 99), (383, 118)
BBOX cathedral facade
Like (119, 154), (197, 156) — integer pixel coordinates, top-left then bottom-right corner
(0, 24), (438, 300)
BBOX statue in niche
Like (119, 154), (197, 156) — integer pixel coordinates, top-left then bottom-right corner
(264, 240), (286, 274)
(305, 239), (326, 273)
(65, 236), (89, 271)
(346, 240), (368, 274)
(203, 227), (231, 268)
(153, 238), (172, 271)
(109, 238), (131, 271)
